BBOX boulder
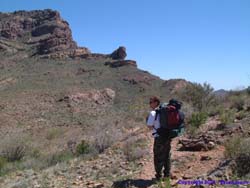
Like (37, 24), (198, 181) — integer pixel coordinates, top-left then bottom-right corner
(110, 46), (127, 60)
(59, 88), (116, 105)
(179, 134), (216, 151)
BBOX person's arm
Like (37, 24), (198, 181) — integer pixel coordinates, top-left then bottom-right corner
(146, 111), (156, 130)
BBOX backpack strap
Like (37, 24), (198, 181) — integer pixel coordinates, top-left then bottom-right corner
(154, 107), (161, 121)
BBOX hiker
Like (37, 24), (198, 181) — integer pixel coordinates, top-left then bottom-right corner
(146, 97), (184, 180)
(146, 96), (171, 180)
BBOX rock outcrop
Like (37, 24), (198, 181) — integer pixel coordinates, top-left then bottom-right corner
(0, 9), (91, 58)
(161, 79), (190, 94)
(179, 134), (217, 151)
(123, 74), (156, 85)
(59, 88), (116, 105)
(110, 46), (127, 60)
(0, 10), (136, 62)
(104, 60), (137, 68)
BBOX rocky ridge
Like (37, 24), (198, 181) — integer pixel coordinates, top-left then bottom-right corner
(0, 9), (137, 67)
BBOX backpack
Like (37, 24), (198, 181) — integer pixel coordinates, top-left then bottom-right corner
(155, 99), (185, 139)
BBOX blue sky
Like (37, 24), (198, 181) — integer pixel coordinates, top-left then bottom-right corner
(1, 0), (250, 90)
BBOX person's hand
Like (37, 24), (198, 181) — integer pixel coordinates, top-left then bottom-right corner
(147, 126), (154, 130)
(145, 115), (149, 123)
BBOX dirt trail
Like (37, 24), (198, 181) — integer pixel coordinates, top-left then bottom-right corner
(137, 124), (225, 187)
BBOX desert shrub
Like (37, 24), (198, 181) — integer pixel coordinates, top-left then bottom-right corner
(206, 103), (222, 116)
(180, 103), (195, 121)
(219, 109), (235, 125)
(45, 127), (64, 140)
(186, 112), (207, 136)
(225, 136), (250, 177)
(188, 112), (208, 128)
(0, 156), (7, 172)
(230, 96), (245, 111)
(235, 111), (247, 120)
(2, 145), (26, 162)
(180, 82), (215, 112)
(28, 148), (41, 159)
(126, 147), (148, 162)
(1, 138), (27, 162)
(224, 136), (242, 158)
(122, 136), (148, 162)
(93, 131), (115, 153)
(92, 125), (122, 153)
(76, 140), (90, 155)
(44, 150), (73, 167)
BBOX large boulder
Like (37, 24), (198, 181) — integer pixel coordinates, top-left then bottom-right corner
(179, 134), (217, 151)
(110, 46), (127, 60)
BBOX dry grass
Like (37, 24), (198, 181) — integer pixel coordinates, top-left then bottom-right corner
(225, 136), (250, 177)
(122, 136), (149, 162)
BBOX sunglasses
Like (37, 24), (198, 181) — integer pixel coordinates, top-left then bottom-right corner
(149, 101), (154, 104)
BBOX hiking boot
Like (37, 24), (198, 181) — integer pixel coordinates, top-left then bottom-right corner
(164, 172), (176, 179)
(155, 173), (162, 180)
(163, 173), (169, 178)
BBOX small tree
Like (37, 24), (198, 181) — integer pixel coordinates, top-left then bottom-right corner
(181, 82), (215, 112)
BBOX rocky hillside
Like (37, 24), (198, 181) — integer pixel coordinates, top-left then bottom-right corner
(0, 9), (193, 186)
(1, 9), (249, 188)
(0, 9), (91, 58)
(0, 9), (132, 60)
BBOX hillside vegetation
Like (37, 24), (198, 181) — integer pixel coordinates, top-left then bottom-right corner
(0, 9), (250, 188)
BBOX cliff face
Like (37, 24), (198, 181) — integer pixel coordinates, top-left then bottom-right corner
(0, 9), (138, 65)
(0, 9), (90, 57)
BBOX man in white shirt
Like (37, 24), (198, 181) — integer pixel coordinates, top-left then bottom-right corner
(146, 96), (172, 180)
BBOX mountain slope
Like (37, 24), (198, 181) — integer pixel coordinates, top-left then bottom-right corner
(0, 9), (196, 188)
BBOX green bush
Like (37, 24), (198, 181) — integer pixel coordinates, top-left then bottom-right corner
(219, 109), (235, 125)
(45, 151), (73, 167)
(186, 112), (208, 136)
(76, 140), (90, 155)
(206, 104), (222, 117)
(189, 112), (208, 128)
(180, 82), (215, 111)
(235, 111), (247, 120)
(224, 136), (242, 158)
(0, 156), (7, 172)
(225, 136), (250, 177)
(2, 144), (26, 162)
(230, 96), (245, 111)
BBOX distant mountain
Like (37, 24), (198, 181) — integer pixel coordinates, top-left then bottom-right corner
(213, 89), (229, 97)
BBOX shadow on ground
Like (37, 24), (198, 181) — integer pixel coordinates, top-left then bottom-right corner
(112, 178), (155, 188)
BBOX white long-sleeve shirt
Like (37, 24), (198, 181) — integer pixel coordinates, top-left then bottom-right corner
(146, 110), (160, 138)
